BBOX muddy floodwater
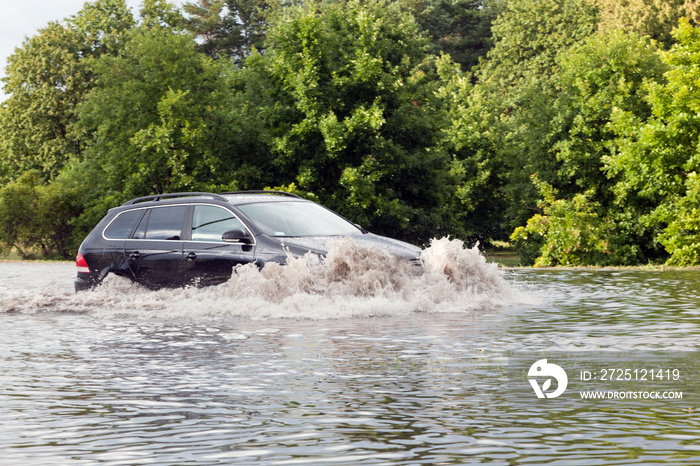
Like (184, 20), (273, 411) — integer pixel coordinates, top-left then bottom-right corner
(1, 239), (699, 465)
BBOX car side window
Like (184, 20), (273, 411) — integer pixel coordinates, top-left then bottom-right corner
(104, 210), (142, 239)
(133, 206), (187, 240)
(133, 210), (149, 239)
(192, 205), (246, 242)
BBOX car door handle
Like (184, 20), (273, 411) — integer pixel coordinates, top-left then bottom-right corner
(129, 251), (141, 260)
(186, 252), (197, 261)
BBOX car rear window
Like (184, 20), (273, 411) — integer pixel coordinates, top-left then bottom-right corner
(104, 210), (142, 239)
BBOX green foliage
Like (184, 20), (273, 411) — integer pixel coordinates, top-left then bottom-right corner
(480, 0), (599, 88)
(182, 0), (227, 57)
(554, 30), (666, 196)
(139, 0), (185, 29)
(468, 0), (601, 231)
(511, 176), (620, 266)
(510, 29), (668, 266)
(0, 171), (84, 259)
(130, 88), (218, 192)
(74, 27), (239, 202)
(397, 0), (503, 72)
(609, 20), (700, 265)
(433, 55), (506, 242)
(0, 0), (134, 180)
(657, 173), (700, 265)
(609, 20), (700, 202)
(252, 0), (463, 243)
(6, 0), (700, 263)
(486, 17), (668, 266)
(182, 0), (267, 61)
(223, 0), (268, 59)
(595, 0), (700, 49)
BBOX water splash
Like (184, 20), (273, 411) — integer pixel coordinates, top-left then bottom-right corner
(1, 237), (519, 319)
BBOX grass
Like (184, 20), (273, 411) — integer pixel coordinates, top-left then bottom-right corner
(0, 248), (68, 262)
(484, 248), (523, 267)
(483, 240), (524, 267)
(0, 250), (25, 261)
(482, 246), (700, 270)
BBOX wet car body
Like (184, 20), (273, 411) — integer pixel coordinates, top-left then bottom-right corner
(75, 191), (422, 292)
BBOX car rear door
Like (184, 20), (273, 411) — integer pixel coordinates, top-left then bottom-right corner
(98, 208), (145, 280)
(124, 205), (188, 288)
(181, 204), (257, 287)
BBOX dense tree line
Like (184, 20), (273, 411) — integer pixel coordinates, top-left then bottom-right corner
(1, 0), (700, 266)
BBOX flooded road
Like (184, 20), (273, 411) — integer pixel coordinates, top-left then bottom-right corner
(1, 242), (699, 464)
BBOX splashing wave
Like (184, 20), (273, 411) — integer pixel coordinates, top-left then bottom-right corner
(1, 237), (519, 319)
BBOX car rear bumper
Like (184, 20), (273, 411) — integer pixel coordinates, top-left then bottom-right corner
(74, 275), (94, 293)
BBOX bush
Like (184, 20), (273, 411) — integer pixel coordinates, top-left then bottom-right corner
(0, 170), (84, 259)
(511, 176), (620, 266)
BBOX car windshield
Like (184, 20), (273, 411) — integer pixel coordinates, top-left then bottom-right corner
(237, 201), (361, 237)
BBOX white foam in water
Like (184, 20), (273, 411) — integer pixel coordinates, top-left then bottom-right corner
(0, 237), (519, 319)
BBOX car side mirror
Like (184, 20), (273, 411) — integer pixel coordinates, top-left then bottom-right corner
(222, 229), (253, 244)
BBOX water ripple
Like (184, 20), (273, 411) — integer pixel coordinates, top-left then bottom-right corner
(1, 266), (700, 464)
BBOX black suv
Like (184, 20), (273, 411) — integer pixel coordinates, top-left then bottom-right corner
(75, 191), (422, 291)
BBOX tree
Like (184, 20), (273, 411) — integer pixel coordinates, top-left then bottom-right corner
(552, 30), (666, 197)
(433, 55), (508, 243)
(608, 19), (700, 265)
(0, 0), (135, 181)
(0, 170), (83, 258)
(225, 0), (268, 60)
(595, 0), (700, 48)
(182, 0), (228, 57)
(182, 0), (267, 62)
(242, 0), (462, 243)
(397, 0), (503, 72)
(509, 30), (668, 265)
(73, 25), (241, 213)
(511, 176), (617, 266)
(139, 0), (185, 29)
(465, 0), (600, 232)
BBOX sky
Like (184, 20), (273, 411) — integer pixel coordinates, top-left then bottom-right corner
(0, 0), (184, 102)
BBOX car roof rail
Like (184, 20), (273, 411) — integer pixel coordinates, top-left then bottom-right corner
(122, 192), (229, 206)
(223, 190), (302, 199)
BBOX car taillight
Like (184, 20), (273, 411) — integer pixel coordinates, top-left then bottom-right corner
(76, 253), (91, 274)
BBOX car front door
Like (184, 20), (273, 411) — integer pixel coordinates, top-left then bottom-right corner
(182, 204), (257, 287)
(124, 205), (188, 288)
